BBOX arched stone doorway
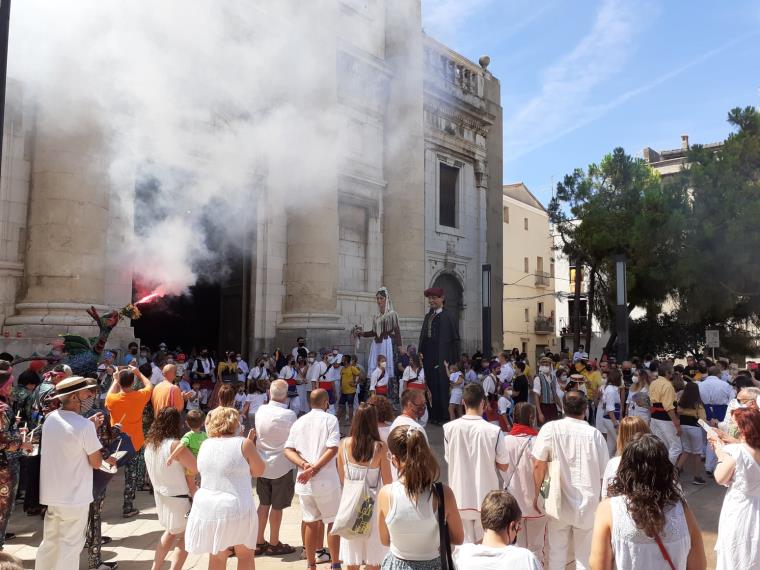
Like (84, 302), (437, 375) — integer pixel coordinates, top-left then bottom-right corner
(432, 272), (463, 342)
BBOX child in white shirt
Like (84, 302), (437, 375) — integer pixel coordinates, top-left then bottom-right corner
(242, 379), (268, 430)
(186, 380), (202, 412)
(445, 361), (464, 421)
(369, 355), (390, 397)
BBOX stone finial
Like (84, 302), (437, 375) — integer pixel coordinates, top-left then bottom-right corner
(479, 55), (490, 70)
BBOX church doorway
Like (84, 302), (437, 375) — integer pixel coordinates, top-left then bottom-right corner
(432, 272), (463, 340)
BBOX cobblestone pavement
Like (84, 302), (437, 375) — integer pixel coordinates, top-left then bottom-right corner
(4, 423), (721, 569)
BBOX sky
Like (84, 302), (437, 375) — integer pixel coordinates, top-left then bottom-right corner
(421, 0), (760, 205)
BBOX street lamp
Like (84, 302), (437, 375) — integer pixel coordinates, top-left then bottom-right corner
(614, 254), (628, 362)
(482, 263), (492, 358)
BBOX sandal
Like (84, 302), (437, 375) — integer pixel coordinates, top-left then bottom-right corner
(268, 542), (296, 555)
(255, 541), (269, 555)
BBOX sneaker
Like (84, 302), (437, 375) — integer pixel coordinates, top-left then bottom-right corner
(122, 509), (139, 519)
(693, 476), (706, 485)
(316, 549), (331, 564)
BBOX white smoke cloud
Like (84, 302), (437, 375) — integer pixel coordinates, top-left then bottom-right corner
(9, 0), (344, 296)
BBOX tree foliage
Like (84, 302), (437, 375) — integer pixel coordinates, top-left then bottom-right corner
(550, 106), (760, 358)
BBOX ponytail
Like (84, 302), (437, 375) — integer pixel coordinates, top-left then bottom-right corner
(388, 425), (439, 500)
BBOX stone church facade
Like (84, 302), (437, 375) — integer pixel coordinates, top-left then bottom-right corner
(0, 0), (503, 363)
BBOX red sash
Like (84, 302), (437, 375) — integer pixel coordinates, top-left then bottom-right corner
(407, 383), (425, 391)
(375, 385), (388, 395)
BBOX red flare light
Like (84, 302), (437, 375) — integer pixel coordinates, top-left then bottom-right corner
(134, 287), (166, 306)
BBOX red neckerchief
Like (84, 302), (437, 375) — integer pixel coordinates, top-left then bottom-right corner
(509, 423), (538, 437)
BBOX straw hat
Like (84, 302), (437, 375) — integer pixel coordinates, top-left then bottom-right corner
(52, 376), (92, 399)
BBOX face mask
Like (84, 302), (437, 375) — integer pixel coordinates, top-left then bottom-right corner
(586, 365), (592, 371)
(298, 341), (305, 347)
(539, 366), (550, 374)
(236, 357), (241, 362)
(79, 395), (96, 414)
(379, 362), (386, 369)
(308, 357), (315, 364)
(140, 352), (147, 357)
(130, 348), (138, 355)
(332, 350), (338, 356)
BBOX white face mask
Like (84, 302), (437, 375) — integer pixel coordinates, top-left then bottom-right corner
(308, 357), (315, 364)
(379, 362), (386, 369)
(539, 366), (550, 374)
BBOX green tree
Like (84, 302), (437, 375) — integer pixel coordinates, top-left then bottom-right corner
(549, 148), (688, 354)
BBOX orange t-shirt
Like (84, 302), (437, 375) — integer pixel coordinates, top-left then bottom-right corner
(106, 386), (152, 450)
(151, 381), (184, 418)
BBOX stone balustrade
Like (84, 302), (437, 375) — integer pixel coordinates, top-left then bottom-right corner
(423, 37), (484, 99)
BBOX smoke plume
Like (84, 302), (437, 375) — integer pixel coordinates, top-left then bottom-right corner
(9, 1), (345, 296)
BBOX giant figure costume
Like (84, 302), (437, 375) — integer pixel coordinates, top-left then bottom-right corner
(418, 288), (460, 422)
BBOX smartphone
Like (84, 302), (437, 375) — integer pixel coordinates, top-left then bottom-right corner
(698, 419), (719, 438)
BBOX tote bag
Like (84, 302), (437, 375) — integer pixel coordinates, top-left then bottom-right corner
(330, 444), (378, 539)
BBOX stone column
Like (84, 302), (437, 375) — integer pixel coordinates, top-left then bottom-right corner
(383, 0), (426, 341)
(276, 1), (343, 350)
(3, 102), (134, 353)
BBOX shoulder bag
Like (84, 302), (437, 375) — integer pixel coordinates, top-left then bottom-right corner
(330, 442), (378, 539)
(433, 481), (455, 570)
(654, 532), (677, 570)
(503, 436), (533, 490)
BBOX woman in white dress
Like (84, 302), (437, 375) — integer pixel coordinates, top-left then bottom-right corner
(601, 416), (650, 498)
(144, 407), (198, 570)
(185, 407), (265, 569)
(357, 288), (404, 401)
(590, 433), (706, 570)
(337, 403), (393, 570)
(627, 367), (652, 423)
(709, 401), (760, 569)
(597, 369), (622, 458)
(502, 402), (545, 564)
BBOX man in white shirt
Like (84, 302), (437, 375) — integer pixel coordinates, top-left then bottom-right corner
(498, 353), (515, 387)
(453, 491), (542, 570)
(191, 348), (215, 384)
(444, 384), (509, 543)
(248, 358), (270, 384)
(255, 380), (298, 556)
(292, 336), (310, 361)
(284, 389), (341, 568)
(389, 389), (428, 442)
(699, 366), (735, 474)
(572, 345), (585, 363)
(532, 391), (609, 570)
(236, 354), (250, 385)
(306, 351), (327, 411)
(37, 377), (110, 570)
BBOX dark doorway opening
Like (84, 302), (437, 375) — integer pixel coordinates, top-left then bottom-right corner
(132, 281), (221, 356)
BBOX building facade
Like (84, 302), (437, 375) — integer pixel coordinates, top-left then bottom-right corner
(502, 183), (556, 363)
(0, 0), (503, 365)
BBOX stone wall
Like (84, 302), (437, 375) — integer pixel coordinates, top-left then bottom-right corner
(0, 80), (31, 337)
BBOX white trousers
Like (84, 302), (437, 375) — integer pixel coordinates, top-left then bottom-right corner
(35, 504), (89, 570)
(650, 418), (683, 464)
(546, 518), (592, 570)
(517, 515), (547, 565)
(600, 417), (617, 457)
(459, 512), (484, 544)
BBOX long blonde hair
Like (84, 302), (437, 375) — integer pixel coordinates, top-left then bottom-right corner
(616, 416), (650, 455)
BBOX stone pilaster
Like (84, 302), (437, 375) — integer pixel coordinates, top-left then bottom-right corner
(382, 0), (426, 341)
(2, 101), (134, 354)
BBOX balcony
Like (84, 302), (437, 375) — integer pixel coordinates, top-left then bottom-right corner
(559, 316), (589, 337)
(535, 271), (551, 287)
(423, 37), (485, 108)
(534, 316), (555, 335)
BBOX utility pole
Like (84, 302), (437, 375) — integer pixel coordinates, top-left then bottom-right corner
(0, 0), (11, 183)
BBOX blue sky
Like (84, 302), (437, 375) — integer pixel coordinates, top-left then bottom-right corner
(421, 0), (760, 205)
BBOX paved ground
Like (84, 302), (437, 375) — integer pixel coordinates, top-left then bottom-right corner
(4, 423), (723, 569)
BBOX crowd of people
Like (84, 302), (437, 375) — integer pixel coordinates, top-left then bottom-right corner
(0, 288), (758, 569)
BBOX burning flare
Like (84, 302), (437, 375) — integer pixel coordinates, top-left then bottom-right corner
(118, 287), (167, 320)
